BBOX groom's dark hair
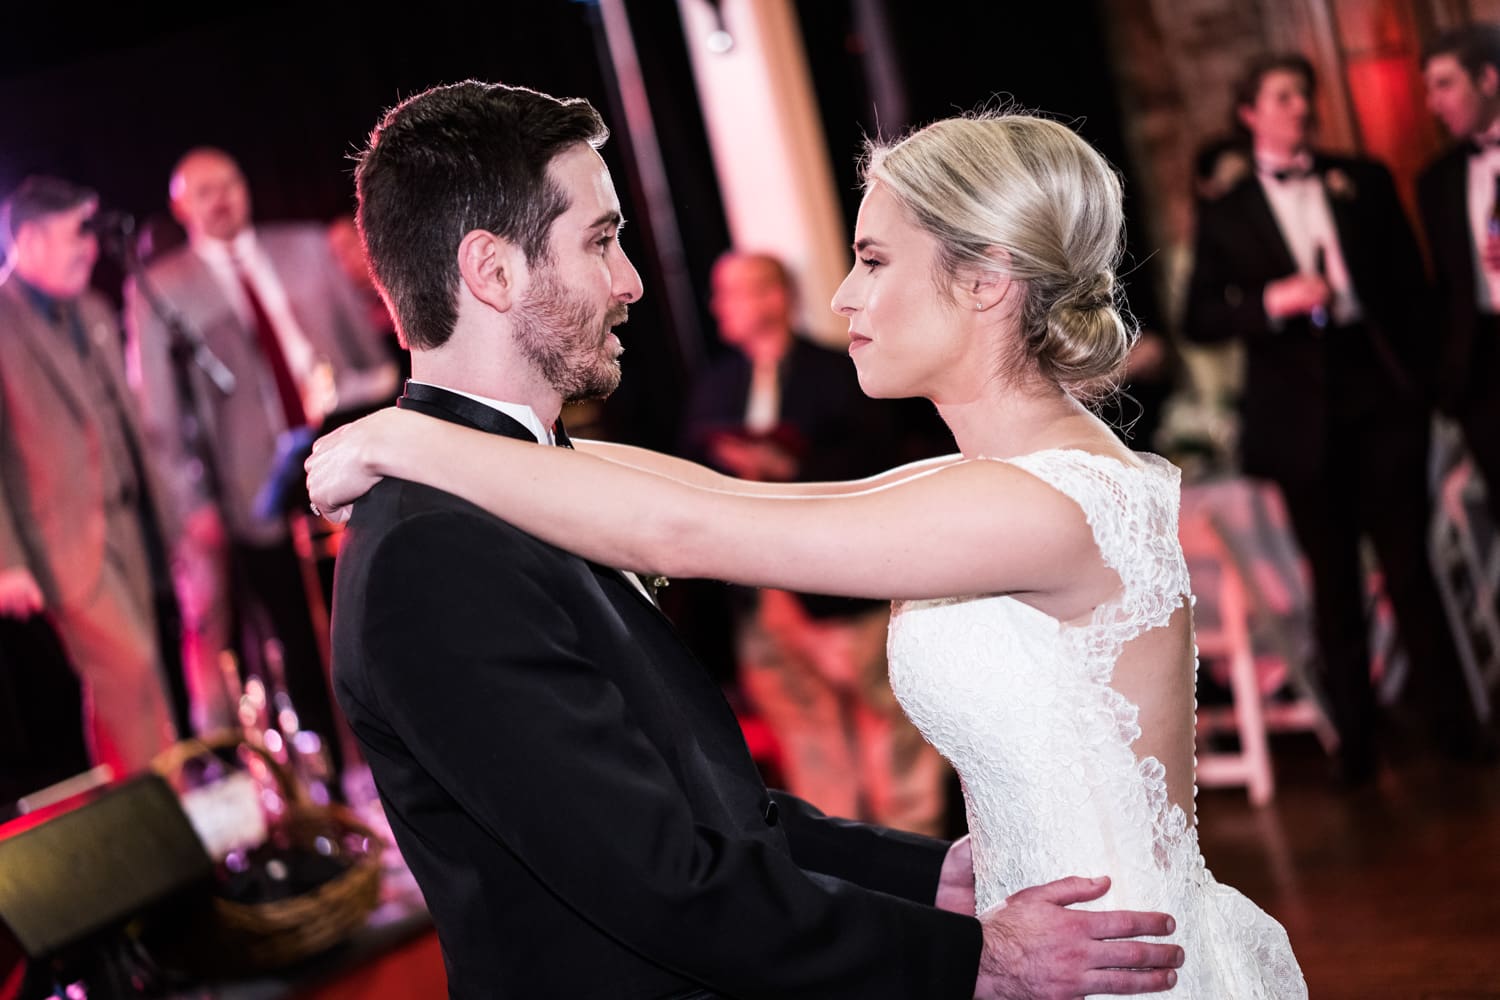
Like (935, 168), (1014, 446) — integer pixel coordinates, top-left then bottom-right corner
(355, 80), (608, 350)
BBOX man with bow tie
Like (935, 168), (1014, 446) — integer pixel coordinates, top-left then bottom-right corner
(1185, 53), (1477, 786)
(0, 176), (183, 777)
(1419, 24), (1500, 530)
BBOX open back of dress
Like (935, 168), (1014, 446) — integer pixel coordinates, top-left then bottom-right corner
(887, 449), (1306, 998)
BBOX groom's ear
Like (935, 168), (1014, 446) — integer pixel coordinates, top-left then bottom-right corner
(457, 229), (528, 313)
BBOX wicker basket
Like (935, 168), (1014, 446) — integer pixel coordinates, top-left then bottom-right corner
(152, 735), (385, 973)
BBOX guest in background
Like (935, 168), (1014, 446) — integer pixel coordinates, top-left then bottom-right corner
(680, 250), (949, 835)
(327, 213), (405, 382)
(1184, 54), (1483, 785)
(1419, 24), (1500, 525)
(0, 176), (183, 776)
(124, 148), (396, 769)
(1096, 260), (1178, 451)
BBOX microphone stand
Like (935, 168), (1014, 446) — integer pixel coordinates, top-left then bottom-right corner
(101, 214), (359, 792)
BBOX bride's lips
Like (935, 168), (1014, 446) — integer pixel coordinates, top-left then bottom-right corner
(848, 332), (872, 352)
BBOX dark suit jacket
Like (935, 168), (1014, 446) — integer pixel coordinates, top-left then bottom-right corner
(1184, 154), (1428, 480)
(331, 383), (980, 999)
(1418, 143), (1492, 406)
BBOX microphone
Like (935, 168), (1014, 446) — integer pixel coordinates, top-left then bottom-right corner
(92, 206), (239, 396)
(1309, 244), (1328, 331)
(83, 209), (137, 255)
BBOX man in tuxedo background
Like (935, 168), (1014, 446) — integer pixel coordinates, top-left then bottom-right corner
(1419, 24), (1500, 527)
(0, 176), (182, 776)
(124, 148), (397, 760)
(1184, 54), (1481, 785)
(327, 79), (1182, 999)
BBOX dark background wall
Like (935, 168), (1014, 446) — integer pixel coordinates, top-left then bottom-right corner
(0, 1), (1144, 447)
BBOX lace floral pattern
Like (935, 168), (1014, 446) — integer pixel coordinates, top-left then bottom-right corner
(889, 450), (1306, 998)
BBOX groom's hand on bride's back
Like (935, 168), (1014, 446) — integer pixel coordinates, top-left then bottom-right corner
(972, 875), (1182, 1000)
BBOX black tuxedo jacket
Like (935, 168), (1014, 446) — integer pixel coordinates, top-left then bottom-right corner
(1184, 154), (1428, 480)
(1418, 142), (1492, 406)
(331, 383), (980, 999)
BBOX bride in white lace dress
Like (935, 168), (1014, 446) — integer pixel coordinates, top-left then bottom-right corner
(309, 112), (1306, 998)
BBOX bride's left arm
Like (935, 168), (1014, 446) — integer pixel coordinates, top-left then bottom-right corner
(574, 438), (964, 497)
(325, 411), (1095, 603)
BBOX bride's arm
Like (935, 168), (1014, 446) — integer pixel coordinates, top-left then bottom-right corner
(574, 438), (963, 496)
(310, 409), (1100, 603)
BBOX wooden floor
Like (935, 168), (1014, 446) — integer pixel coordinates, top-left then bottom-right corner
(1196, 734), (1500, 999)
(299, 735), (1500, 999)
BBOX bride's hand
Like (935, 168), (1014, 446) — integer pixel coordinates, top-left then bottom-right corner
(305, 409), (404, 523)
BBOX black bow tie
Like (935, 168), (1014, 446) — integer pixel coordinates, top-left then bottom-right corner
(1258, 155), (1316, 183)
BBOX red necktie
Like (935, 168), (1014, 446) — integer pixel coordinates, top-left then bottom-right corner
(233, 257), (306, 429)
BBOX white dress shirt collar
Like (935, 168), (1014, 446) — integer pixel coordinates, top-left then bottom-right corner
(191, 227), (258, 268)
(1255, 162), (1363, 325)
(406, 380), (555, 446)
(1465, 148), (1500, 312)
(1254, 149), (1315, 180)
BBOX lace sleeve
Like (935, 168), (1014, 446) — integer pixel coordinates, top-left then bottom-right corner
(1001, 449), (1191, 644)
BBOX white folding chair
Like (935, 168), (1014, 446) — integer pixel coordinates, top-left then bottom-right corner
(1427, 419), (1500, 723)
(1182, 478), (1336, 805)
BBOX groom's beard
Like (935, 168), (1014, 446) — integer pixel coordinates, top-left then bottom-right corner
(514, 267), (627, 403)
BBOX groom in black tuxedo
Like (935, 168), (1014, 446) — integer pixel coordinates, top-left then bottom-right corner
(1418, 24), (1500, 526)
(329, 81), (1181, 999)
(1185, 54), (1479, 784)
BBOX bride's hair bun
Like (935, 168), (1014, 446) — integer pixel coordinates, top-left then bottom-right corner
(865, 113), (1137, 398)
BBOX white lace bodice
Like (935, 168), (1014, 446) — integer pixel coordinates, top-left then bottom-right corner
(888, 449), (1306, 998)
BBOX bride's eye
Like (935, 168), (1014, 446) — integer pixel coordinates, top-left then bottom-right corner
(860, 257), (883, 272)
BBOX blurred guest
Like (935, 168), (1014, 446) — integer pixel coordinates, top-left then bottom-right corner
(124, 148), (396, 766)
(0, 176), (182, 775)
(1419, 24), (1500, 523)
(680, 250), (948, 835)
(1096, 260), (1178, 450)
(1184, 54), (1482, 784)
(1098, 325), (1175, 450)
(327, 213), (405, 381)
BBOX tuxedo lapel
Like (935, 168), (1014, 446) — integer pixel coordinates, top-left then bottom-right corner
(398, 381), (536, 441)
(1318, 162), (1364, 287)
(396, 383), (668, 619)
(169, 252), (244, 367)
(1441, 151), (1479, 280)
(1237, 180), (1299, 276)
(1, 282), (95, 430)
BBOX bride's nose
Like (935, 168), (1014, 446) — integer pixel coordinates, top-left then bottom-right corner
(831, 271), (859, 315)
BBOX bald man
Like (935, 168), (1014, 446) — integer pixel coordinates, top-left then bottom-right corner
(124, 148), (396, 769)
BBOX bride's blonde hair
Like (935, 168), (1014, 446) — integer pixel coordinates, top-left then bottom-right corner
(864, 113), (1136, 398)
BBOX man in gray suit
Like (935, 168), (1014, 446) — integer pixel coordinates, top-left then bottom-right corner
(125, 148), (395, 766)
(0, 176), (180, 776)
